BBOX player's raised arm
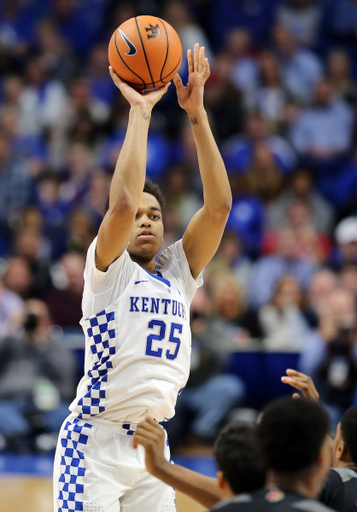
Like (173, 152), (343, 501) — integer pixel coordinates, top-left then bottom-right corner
(174, 44), (232, 279)
(95, 68), (170, 271)
(133, 415), (220, 509)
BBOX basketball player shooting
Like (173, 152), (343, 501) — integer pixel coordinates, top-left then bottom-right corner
(53, 43), (232, 512)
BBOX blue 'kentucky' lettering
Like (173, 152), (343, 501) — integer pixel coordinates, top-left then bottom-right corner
(129, 296), (186, 320)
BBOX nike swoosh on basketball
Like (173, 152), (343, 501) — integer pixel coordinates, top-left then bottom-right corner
(119, 29), (137, 56)
(135, 280), (148, 285)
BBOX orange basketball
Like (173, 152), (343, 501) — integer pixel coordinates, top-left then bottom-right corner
(108, 15), (182, 91)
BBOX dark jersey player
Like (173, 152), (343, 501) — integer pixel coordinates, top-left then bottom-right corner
(212, 398), (334, 512)
(283, 370), (357, 512)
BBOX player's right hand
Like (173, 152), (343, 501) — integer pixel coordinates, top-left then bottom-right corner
(132, 415), (168, 475)
(281, 369), (319, 402)
(109, 66), (170, 110)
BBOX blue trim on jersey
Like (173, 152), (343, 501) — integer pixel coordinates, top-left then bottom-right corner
(57, 418), (92, 511)
(143, 268), (171, 287)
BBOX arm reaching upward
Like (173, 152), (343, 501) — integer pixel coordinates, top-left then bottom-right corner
(174, 45), (232, 279)
(95, 68), (170, 271)
(133, 415), (220, 509)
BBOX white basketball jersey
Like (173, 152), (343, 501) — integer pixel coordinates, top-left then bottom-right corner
(69, 238), (203, 424)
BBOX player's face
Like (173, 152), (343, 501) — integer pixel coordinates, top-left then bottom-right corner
(127, 192), (164, 262)
(332, 422), (343, 466)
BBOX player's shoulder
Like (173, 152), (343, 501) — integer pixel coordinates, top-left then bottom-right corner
(329, 467), (357, 483)
(292, 497), (336, 512)
(211, 493), (254, 511)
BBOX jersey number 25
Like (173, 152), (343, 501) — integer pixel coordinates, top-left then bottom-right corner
(145, 320), (182, 360)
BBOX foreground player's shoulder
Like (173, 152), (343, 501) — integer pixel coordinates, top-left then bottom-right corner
(292, 497), (336, 512)
(211, 494), (253, 512)
(157, 239), (204, 299)
(84, 236), (134, 293)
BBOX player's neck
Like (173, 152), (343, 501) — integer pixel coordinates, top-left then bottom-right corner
(130, 255), (157, 275)
(266, 471), (317, 499)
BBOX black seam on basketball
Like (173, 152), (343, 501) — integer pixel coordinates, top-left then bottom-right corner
(157, 18), (169, 82)
(113, 29), (145, 87)
(161, 54), (182, 81)
(135, 17), (155, 89)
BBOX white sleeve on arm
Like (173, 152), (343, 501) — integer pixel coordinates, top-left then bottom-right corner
(157, 239), (204, 303)
(82, 238), (135, 317)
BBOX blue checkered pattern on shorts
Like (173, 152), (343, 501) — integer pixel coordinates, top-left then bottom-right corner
(57, 418), (92, 512)
(77, 308), (116, 418)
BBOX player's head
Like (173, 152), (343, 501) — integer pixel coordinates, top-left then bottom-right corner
(214, 422), (266, 498)
(257, 398), (330, 497)
(333, 406), (357, 467)
(127, 180), (166, 263)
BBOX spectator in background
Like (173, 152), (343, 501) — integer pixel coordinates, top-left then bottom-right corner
(0, 299), (76, 451)
(0, 274), (24, 338)
(86, 43), (117, 106)
(165, 286), (246, 452)
(164, 166), (202, 235)
(250, 228), (317, 307)
(272, 23), (323, 104)
(209, 0), (276, 50)
(225, 28), (259, 98)
(206, 230), (252, 302)
(327, 50), (357, 105)
(264, 199), (331, 264)
(210, 273), (263, 341)
(204, 53), (244, 143)
(46, 252), (84, 328)
(3, 256), (32, 300)
(163, 1), (213, 77)
(321, 148), (357, 213)
(0, 132), (30, 234)
(300, 287), (357, 418)
(251, 52), (287, 126)
(259, 275), (310, 351)
(275, 0), (322, 48)
(290, 78), (354, 166)
(13, 228), (52, 298)
(330, 217), (357, 271)
(65, 209), (95, 255)
(306, 268), (338, 327)
(33, 172), (70, 258)
(82, 171), (110, 229)
(18, 55), (68, 136)
(226, 173), (265, 258)
(244, 142), (283, 203)
(0, 104), (46, 177)
(268, 167), (335, 235)
(34, 20), (77, 84)
(340, 264), (357, 304)
(224, 112), (296, 176)
(1, 75), (23, 108)
(60, 142), (94, 207)
(50, 0), (104, 56)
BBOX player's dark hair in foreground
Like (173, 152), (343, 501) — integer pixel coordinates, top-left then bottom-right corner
(105, 179), (165, 214)
(214, 422), (266, 495)
(257, 398), (329, 474)
(143, 179), (165, 211)
(341, 405), (357, 464)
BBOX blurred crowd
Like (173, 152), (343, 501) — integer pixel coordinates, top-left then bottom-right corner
(1, 0), (357, 449)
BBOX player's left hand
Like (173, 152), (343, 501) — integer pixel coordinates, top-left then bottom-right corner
(174, 43), (210, 113)
(132, 415), (168, 476)
(281, 369), (319, 401)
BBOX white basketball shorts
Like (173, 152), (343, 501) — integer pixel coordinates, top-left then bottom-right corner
(53, 414), (176, 512)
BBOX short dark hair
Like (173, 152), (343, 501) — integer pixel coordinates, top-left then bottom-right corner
(214, 422), (266, 495)
(104, 179), (165, 214)
(341, 406), (357, 464)
(143, 179), (165, 211)
(257, 398), (329, 474)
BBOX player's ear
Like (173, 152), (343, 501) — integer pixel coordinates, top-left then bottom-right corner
(216, 470), (225, 490)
